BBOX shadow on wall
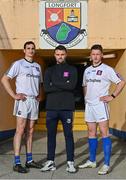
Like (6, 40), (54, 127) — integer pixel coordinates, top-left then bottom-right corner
(0, 15), (12, 49)
(110, 113), (126, 140)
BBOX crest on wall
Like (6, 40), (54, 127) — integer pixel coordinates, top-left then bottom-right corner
(39, 1), (87, 49)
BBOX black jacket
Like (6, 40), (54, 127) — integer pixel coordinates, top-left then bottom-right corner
(44, 63), (77, 110)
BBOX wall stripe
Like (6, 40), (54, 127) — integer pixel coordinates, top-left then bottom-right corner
(109, 128), (126, 139)
(0, 129), (15, 141)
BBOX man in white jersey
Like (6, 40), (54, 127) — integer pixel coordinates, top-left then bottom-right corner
(78, 44), (125, 175)
(1, 41), (43, 173)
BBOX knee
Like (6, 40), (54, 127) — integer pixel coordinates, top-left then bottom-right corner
(15, 127), (25, 136)
(100, 131), (109, 138)
(88, 128), (96, 137)
(100, 128), (109, 138)
(64, 130), (73, 139)
(47, 130), (57, 137)
(27, 127), (34, 137)
(47, 125), (57, 137)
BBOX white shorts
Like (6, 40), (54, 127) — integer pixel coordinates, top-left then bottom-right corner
(13, 96), (39, 120)
(85, 102), (110, 123)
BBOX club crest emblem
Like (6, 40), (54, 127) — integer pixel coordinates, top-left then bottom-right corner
(96, 70), (102, 75)
(40, 1), (87, 49)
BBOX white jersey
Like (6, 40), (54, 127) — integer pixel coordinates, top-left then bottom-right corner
(6, 59), (43, 96)
(82, 63), (122, 105)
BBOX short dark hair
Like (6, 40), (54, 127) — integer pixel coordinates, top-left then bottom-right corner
(54, 45), (67, 53)
(24, 41), (36, 49)
(91, 44), (103, 53)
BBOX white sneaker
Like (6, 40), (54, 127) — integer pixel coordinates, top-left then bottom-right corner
(78, 160), (97, 169)
(98, 164), (110, 175)
(66, 161), (76, 173)
(40, 160), (56, 172)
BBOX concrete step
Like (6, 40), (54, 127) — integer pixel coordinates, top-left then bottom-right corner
(35, 123), (87, 131)
(35, 111), (87, 131)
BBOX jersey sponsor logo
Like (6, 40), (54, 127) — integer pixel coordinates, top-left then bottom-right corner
(26, 74), (40, 78)
(86, 79), (101, 83)
(96, 70), (102, 75)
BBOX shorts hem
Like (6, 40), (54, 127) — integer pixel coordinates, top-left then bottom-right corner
(85, 119), (109, 123)
(15, 115), (38, 120)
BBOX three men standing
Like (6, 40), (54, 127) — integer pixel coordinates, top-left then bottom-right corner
(1, 43), (125, 175)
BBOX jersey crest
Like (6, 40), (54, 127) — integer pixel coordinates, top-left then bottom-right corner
(96, 70), (102, 75)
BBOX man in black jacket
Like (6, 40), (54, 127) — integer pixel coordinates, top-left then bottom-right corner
(41, 45), (77, 173)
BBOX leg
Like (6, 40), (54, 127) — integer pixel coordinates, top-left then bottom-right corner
(60, 111), (74, 161)
(46, 111), (58, 161)
(25, 119), (41, 169)
(99, 120), (109, 138)
(60, 111), (76, 173)
(13, 117), (27, 162)
(87, 122), (97, 138)
(79, 122), (98, 168)
(40, 111), (58, 172)
(25, 119), (36, 162)
(79, 104), (98, 169)
(87, 122), (98, 162)
(13, 117), (28, 173)
(99, 120), (112, 166)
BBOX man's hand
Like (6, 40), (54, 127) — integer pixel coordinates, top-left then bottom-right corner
(100, 95), (113, 103)
(36, 95), (42, 102)
(14, 93), (27, 101)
